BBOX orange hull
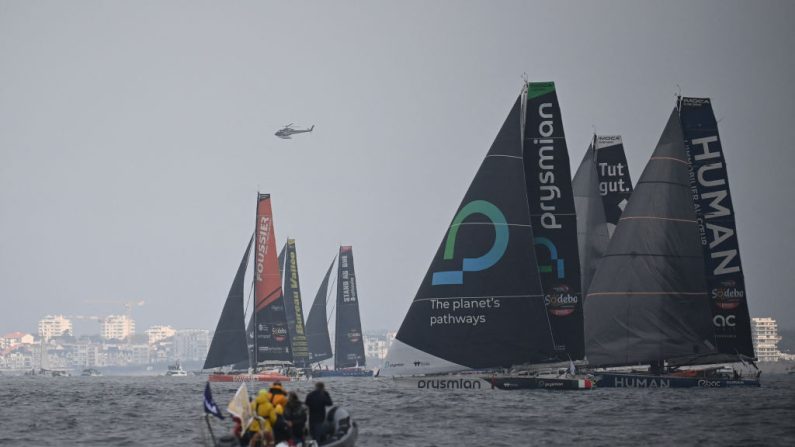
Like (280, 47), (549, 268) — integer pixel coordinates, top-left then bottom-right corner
(208, 372), (291, 383)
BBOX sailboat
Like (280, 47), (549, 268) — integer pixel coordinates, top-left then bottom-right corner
(379, 82), (591, 390)
(583, 98), (759, 388)
(572, 134), (634, 295)
(205, 193), (292, 383)
(313, 246), (373, 377)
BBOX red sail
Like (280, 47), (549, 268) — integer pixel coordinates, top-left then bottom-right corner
(255, 195), (282, 312)
(253, 194), (292, 363)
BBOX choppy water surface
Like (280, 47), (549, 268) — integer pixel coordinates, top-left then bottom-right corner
(1, 374), (794, 446)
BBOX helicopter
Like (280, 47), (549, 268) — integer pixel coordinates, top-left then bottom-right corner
(275, 123), (315, 139)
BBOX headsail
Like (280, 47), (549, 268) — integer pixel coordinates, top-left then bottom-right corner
(572, 138), (610, 297)
(678, 97), (755, 361)
(282, 239), (310, 367)
(334, 246), (366, 369)
(305, 259), (335, 363)
(253, 194), (292, 364)
(383, 90), (555, 377)
(573, 135), (634, 295)
(204, 236), (254, 369)
(523, 82), (584, 360)
(584, 110), (717, 367)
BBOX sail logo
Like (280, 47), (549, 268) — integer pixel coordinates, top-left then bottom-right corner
(534, 237), (564, 279)
(432, 200), (508, 286)
(687, 135), (741, 276)
(347, 329), (362, 343)
(256, 216), (272, 282)
(535, 102), (562, 230)
(712, 280), (744, 310)
(597, 162), (631, 196)
(544, 284), (578, 317)
(272, 326), (288, 343)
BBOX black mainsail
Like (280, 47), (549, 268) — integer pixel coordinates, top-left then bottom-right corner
(584, 110), (717, 367)
(305, 259), (335, 364)
(334, 246), (366, 369)
(523, 82), (584, 360)
(282, 239), (310, 367)
(383, 89), (556, 376)
(204, 237), (253, 369)
(678, 97), (755, 361)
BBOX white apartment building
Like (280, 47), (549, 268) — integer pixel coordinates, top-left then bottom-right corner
(173, 329), (210, 362)
(751, 317), (782, 362)
(364, 335), (389, 360)
(101, 315), (135, 340)
(145, 325), (176, 345)
(38, 315), (73, 340)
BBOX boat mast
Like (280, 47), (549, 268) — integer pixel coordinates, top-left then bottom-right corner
(252, 192), (259, 374)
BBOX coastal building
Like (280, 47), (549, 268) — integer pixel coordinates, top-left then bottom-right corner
(364, 335), (389, 360)
(173, 329), (210, 362)
(101, 315), (135, 341)
(752, 317), (783, 362)
(0, 332), (35, 349)
(38, 315), (73, 340)
(145, 325), (176, 345)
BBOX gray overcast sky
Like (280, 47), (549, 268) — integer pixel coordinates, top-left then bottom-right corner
(1, 0), (794, 335)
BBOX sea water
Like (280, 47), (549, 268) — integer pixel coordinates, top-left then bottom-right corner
(1, 374), (794, 446)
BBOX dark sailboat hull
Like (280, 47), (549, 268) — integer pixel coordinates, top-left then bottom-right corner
(594, 372), (760, 388)
(485, 375), (593, 390)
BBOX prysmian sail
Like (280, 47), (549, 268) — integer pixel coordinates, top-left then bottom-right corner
(382, 88), (556, 377)
(334, 246), (366, 369)
(678, 96), (754, 362)
(253, 193), (293, 364)
(305, 259), (335, 364)
(523, 82), (583, 360)
(572, 135), (634, 295)
(204, 236), (253, 369)
(584, 110), (717, 368)
(282, 239), (310, 367)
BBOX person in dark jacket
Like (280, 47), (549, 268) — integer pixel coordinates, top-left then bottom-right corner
(283, 391), (308, 443)
(305, 382), (333, 442)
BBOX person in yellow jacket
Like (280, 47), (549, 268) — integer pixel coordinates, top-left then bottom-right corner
(247, 389), (280, 447)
